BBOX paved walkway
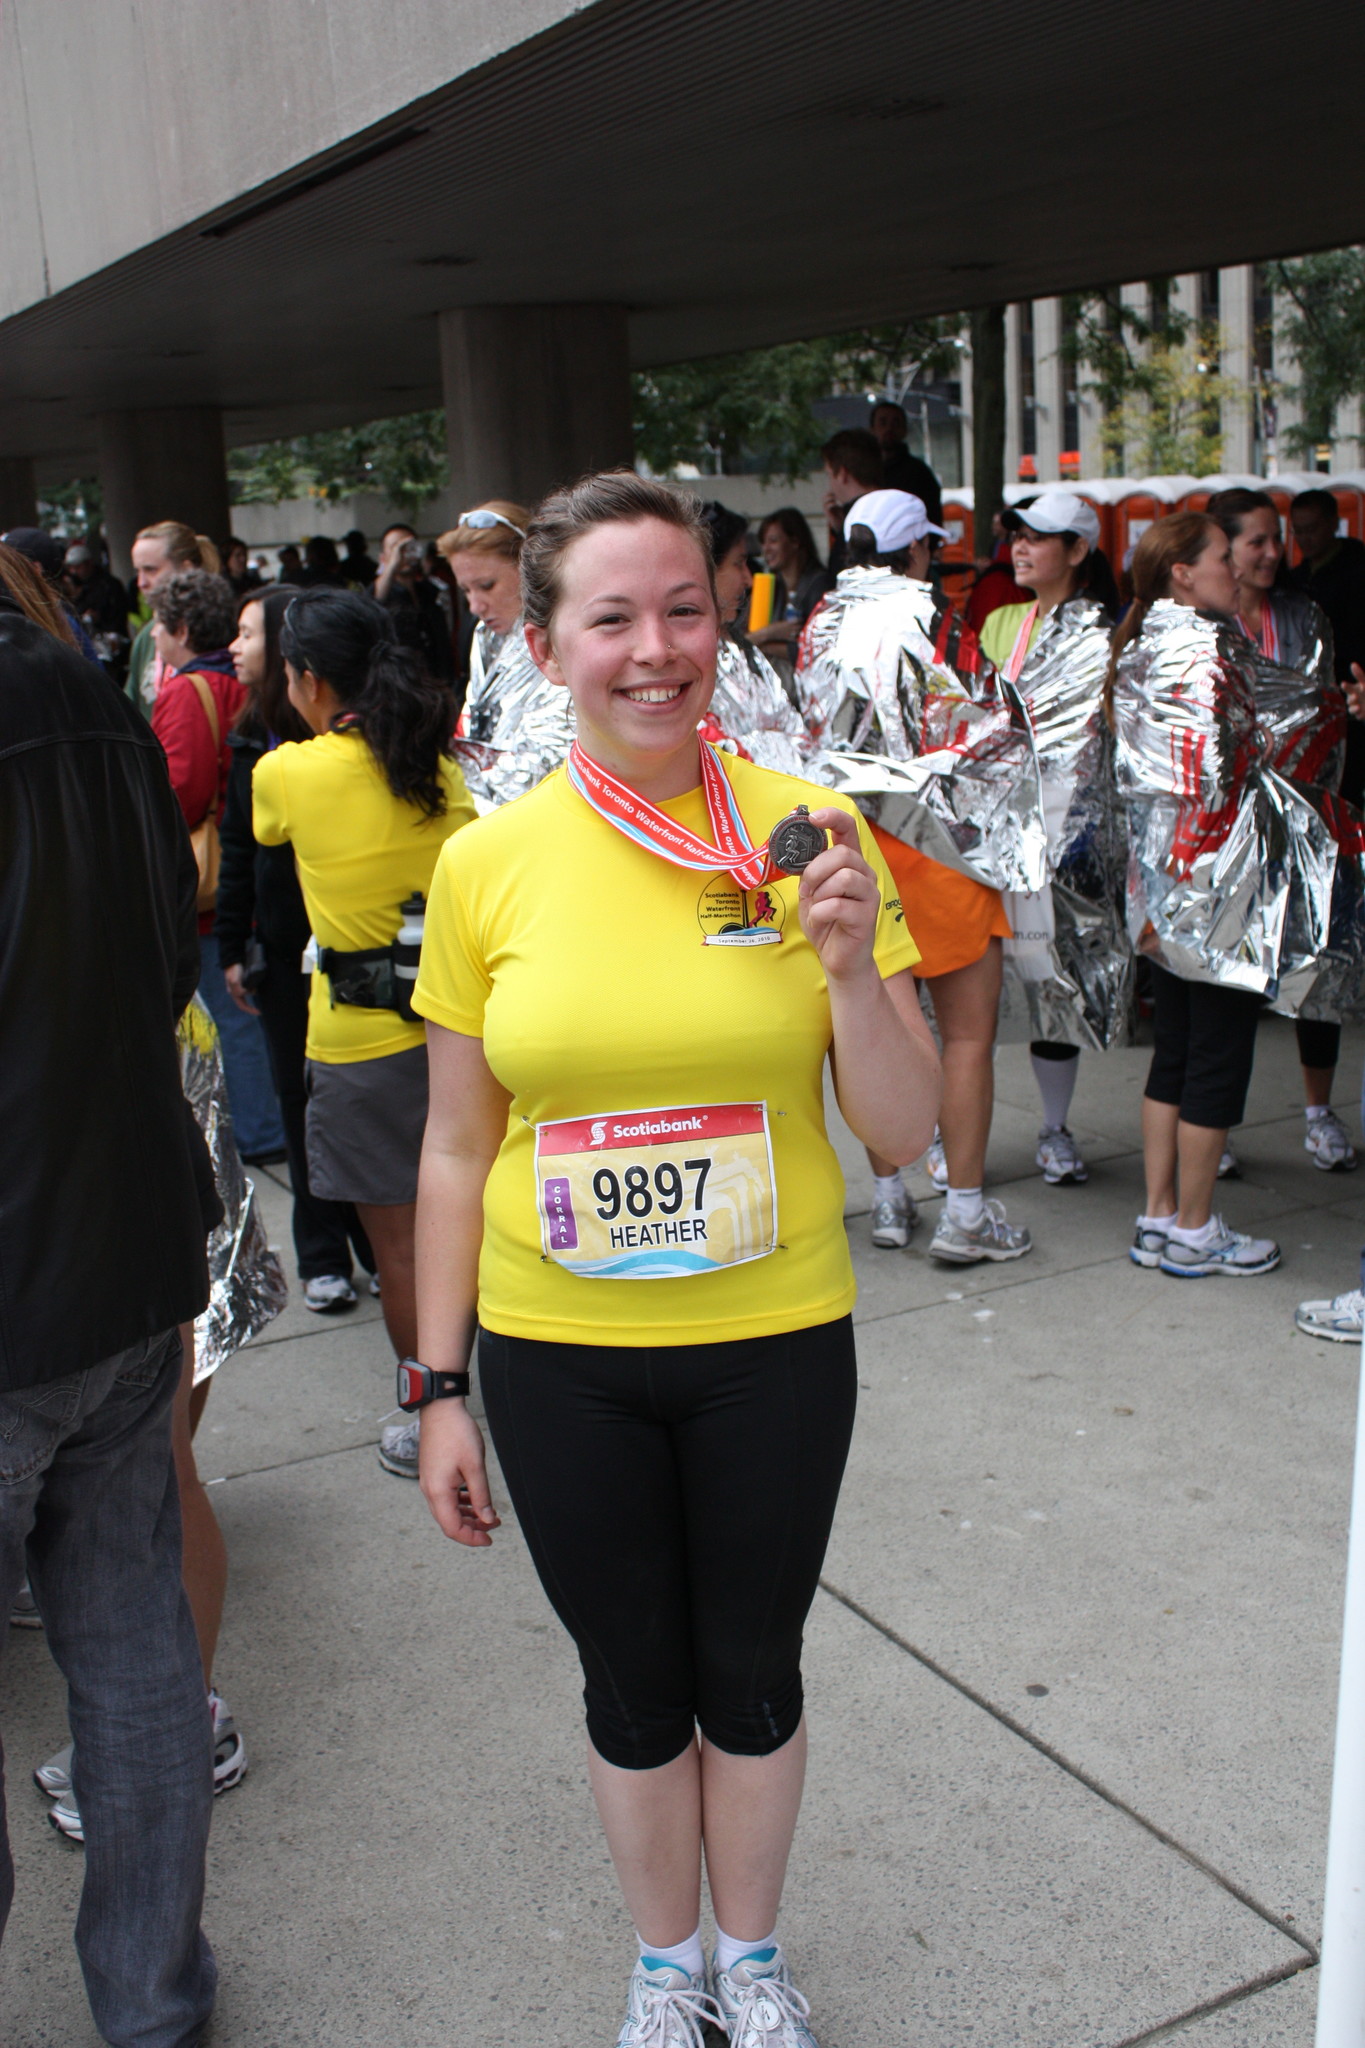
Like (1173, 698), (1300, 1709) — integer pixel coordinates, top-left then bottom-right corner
(4, 1015), (1361, 2045)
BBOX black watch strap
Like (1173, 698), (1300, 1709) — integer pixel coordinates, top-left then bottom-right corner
(396, 1359), (471, 1411)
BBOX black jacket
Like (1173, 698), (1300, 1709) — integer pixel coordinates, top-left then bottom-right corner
(216, 728), (312, 968)
(0, 605), (211, 1391)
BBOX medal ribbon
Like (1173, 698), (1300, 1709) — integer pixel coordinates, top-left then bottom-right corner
(1237, 603), (1279, 662)
(1003, 603), (1040, 685)
(566, 739), (773, 887)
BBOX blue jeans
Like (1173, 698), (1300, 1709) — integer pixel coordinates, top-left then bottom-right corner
(197, 929), (286, 1158)
(0, 1330), (216, 2047)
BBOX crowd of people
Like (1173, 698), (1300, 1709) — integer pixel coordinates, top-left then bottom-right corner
(5, 401), (1365, 2048)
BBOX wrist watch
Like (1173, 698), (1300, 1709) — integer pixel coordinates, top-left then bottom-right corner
(396, 1359), (471, 1411)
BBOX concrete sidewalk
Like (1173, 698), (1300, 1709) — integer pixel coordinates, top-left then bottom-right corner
(4, 1014), (1360, 2045)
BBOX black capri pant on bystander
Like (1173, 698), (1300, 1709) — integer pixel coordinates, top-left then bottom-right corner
(478, 1316), (858, 1772)
(1144, 963), (1263, 1130)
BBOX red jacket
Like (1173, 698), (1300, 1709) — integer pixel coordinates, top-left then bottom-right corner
(151, 658), (246, 933)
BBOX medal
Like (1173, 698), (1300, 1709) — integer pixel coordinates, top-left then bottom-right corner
(766, 804), (828, 875)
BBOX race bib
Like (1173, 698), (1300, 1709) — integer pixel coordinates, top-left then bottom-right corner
(535, 1102), (777, 1279)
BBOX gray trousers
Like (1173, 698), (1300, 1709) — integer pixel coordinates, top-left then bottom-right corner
(0, 1327), (216, 2047)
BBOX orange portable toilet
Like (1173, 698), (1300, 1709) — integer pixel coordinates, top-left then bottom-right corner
(938, 492), (974, 565)
(1110, 485), (1170, 574)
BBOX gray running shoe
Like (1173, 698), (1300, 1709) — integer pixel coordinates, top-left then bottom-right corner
(1159, 1216), (1280, 1277)
(1130, 1216), (1172, 1269)
(1037, 1127), (1088, 1185)
(34, 1742), (72, 1799)
(929, 1199), (1031, 1264)
(713, 1949), (819, 2048)
(10, 1578), (41, 1628)
(870, 1186), (917, 1248)
(40, 1690), (246, 1813)
(616, 1960), (718, 2047)
(304, 1273), (358, 1314)
(1305, 1111), (1359, 1172)
(378, 1417), (420, 1479)
(923, 1133), (948, 1192)
(1216, 1143), (1241, 1180)
(1295, 1288), (1365, 1343)
(48, 1789), (84, 1843)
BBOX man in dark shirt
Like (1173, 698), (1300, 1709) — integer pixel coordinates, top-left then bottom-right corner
(1287, 488), (1365, 676)
(821, 428), (885, 578)
(0, 589), (217, 2044)
(374, 521), (456, 682)
(340, 527), (378, 589)
(870, 400), (943, 528)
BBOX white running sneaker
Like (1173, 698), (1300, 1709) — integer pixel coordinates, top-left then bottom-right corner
(1295, 1288), (1365, 1343)
(1130, 1216), (1173, 1269)
(41, 1690), (246, 1821)
(1216, 1143), (1241, 1180)
(616, 1960), (718, 2047)
(1037, 1127), (1089, 1185)
(10, 1578), (41, 1628)
(1305, 1111), (1359, 1172)
(378, 1417), (420, 1479)
(923, 1132), (948, 1192)
(1159, 1216), (1280, 1278)
(929, 1199), (1031, 1264)
(713, 1949), (819, 2048)
(304, 1273), (358, 1314)
(869, 1186), (917, 1248)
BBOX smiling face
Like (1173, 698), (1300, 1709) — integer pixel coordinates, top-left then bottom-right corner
(1228, 505), (1283, 593)
(761, 523), (798, 579)
(452, 550), (522, 634)
(523, 517), (719, 792)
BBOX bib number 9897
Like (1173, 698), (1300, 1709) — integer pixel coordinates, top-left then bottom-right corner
(534, 1103), (775, 1280)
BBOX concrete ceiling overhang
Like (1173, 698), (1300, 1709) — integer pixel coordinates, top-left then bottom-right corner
(3, 0), (1363, 470)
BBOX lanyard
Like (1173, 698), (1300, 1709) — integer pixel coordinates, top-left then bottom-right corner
(566, 740), (773, 889)
(1237, 603), (1279, 662)
(1003, 603), (1040, 685)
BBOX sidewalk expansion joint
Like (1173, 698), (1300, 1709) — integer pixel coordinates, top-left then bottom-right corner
(1107, 1954), (1315, 2046)
(817, 1577), (1317, 1974)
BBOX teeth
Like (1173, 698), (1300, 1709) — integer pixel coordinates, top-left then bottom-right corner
(624, 686), (683, 703)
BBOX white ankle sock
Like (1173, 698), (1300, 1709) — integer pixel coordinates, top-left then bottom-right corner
(1167, 1215), (1219, 1247)
(872, 1172), (904, 1201)
(715, 1926), (778, 1974)
(946, 1186), (985, 1229)
(1031, 1050), (1080, 1133)
(639, 1928), (705, 1979)
(1137, 1211), (1176, 1229)
(1306, 1104), (1332, 1122)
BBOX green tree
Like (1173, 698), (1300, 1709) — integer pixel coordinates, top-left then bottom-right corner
(36, 476), (104, 537)
(1263, 248), (1365, 459)
(228, 410), (448, 520)
(1061, 286), (1238, 475)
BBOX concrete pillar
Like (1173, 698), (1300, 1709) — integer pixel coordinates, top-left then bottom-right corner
(1032, 298), (1066, 483)
(438, 304), (632, 513)
(1219, 265), (1256, 475)
(1335, 395), (1363, 472)
(1003, 303), (1023, 485)
(97, 408), (230, 581)
(1271, 299), (1302, 476)
(1171, 273), (1200, 331)
(958, 327), (975, 486)
(0, 456), (39, 530)
(1119, 282), (1150, 476)
(1076, 352), (1106, 481)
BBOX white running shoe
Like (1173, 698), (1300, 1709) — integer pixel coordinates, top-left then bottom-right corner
(1037, 1127), (1089, 1185)
(9, 1578), (41, 1628)
(1305, 1112), (1359, 1173)
(616, 1960), (718, 2047)
(1159, 1216), (1280, 1278)
(1295, 1288), (1365, 1343)
(33, 1742), (71, 1798)
(869, 1186), (917, 1248)
(713, 1949), (819, 2048)
(1216, 1143), (1241, 1180)
(1130, 1216), (1173, 1269)
(304, 1273), (358, 1314)
(41, 1690), (246, 1820)
(929, 1199), (1031, 1264)
(378, 1417), (420, 1479)
(923, 1133), (948, 1192)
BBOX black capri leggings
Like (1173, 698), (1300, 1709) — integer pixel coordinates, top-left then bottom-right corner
(479, 1316), (857, 1772)
(1144, 964), (1263, 1130)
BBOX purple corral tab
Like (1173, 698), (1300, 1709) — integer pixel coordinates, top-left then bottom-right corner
(543, 1177), (578, 1251)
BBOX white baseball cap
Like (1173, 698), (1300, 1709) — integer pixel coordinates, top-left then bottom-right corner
(1004, 489), (1101, 548)
(844, 488), (947, 553)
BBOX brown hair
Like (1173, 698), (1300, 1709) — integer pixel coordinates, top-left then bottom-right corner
(819, 428), (884, 489)
(520, 471), (716, 633)
(437, 500), (532, 564)
(1103, 511), (1220, 726)
(134, 520), (221, 575)
(152, 569), (238, 654)
(0, 542), (78, 646)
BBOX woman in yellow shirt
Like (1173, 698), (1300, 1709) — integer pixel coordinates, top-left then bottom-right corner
(410, 474), (939, 2048)
(252, 591), (475, 1469)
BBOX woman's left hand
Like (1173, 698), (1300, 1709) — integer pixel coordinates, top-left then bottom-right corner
(1345, 662), (1365, 721)
(795, 807), (882, 982)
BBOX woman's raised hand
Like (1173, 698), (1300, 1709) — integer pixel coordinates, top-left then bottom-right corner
(795, 807), (883, 983)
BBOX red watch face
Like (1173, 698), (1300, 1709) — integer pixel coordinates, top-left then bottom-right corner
(397, 1362), (425, 1409)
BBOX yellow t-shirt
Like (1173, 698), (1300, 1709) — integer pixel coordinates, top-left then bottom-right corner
(979, 601), (1039, 674)
(252, 729), (476, 1063)
(412, 752), (921, 1346)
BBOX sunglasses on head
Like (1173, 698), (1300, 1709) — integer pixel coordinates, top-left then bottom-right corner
(458, 509), (526, 539)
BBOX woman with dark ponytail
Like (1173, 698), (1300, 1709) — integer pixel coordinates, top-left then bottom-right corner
(253, 590), (476, 1476)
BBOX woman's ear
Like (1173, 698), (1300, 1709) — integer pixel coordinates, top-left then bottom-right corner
(524, 623), (568, 690)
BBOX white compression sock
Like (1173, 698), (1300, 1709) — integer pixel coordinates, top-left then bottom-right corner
(946, 1186), (985, 1229)
(1166, 1215), (1219, 1246)
(715, 1926), (779, 1974)
(639, 1928), (705, 1979)
(871, 1172), (905, 1201)
(1031, 1049), (1080, 1132)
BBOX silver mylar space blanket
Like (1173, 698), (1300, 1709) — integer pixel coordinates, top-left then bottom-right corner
(1113, 596), (1365, 1018)
(179, 999), (287, 1384)
(455, 620), (577, 812)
